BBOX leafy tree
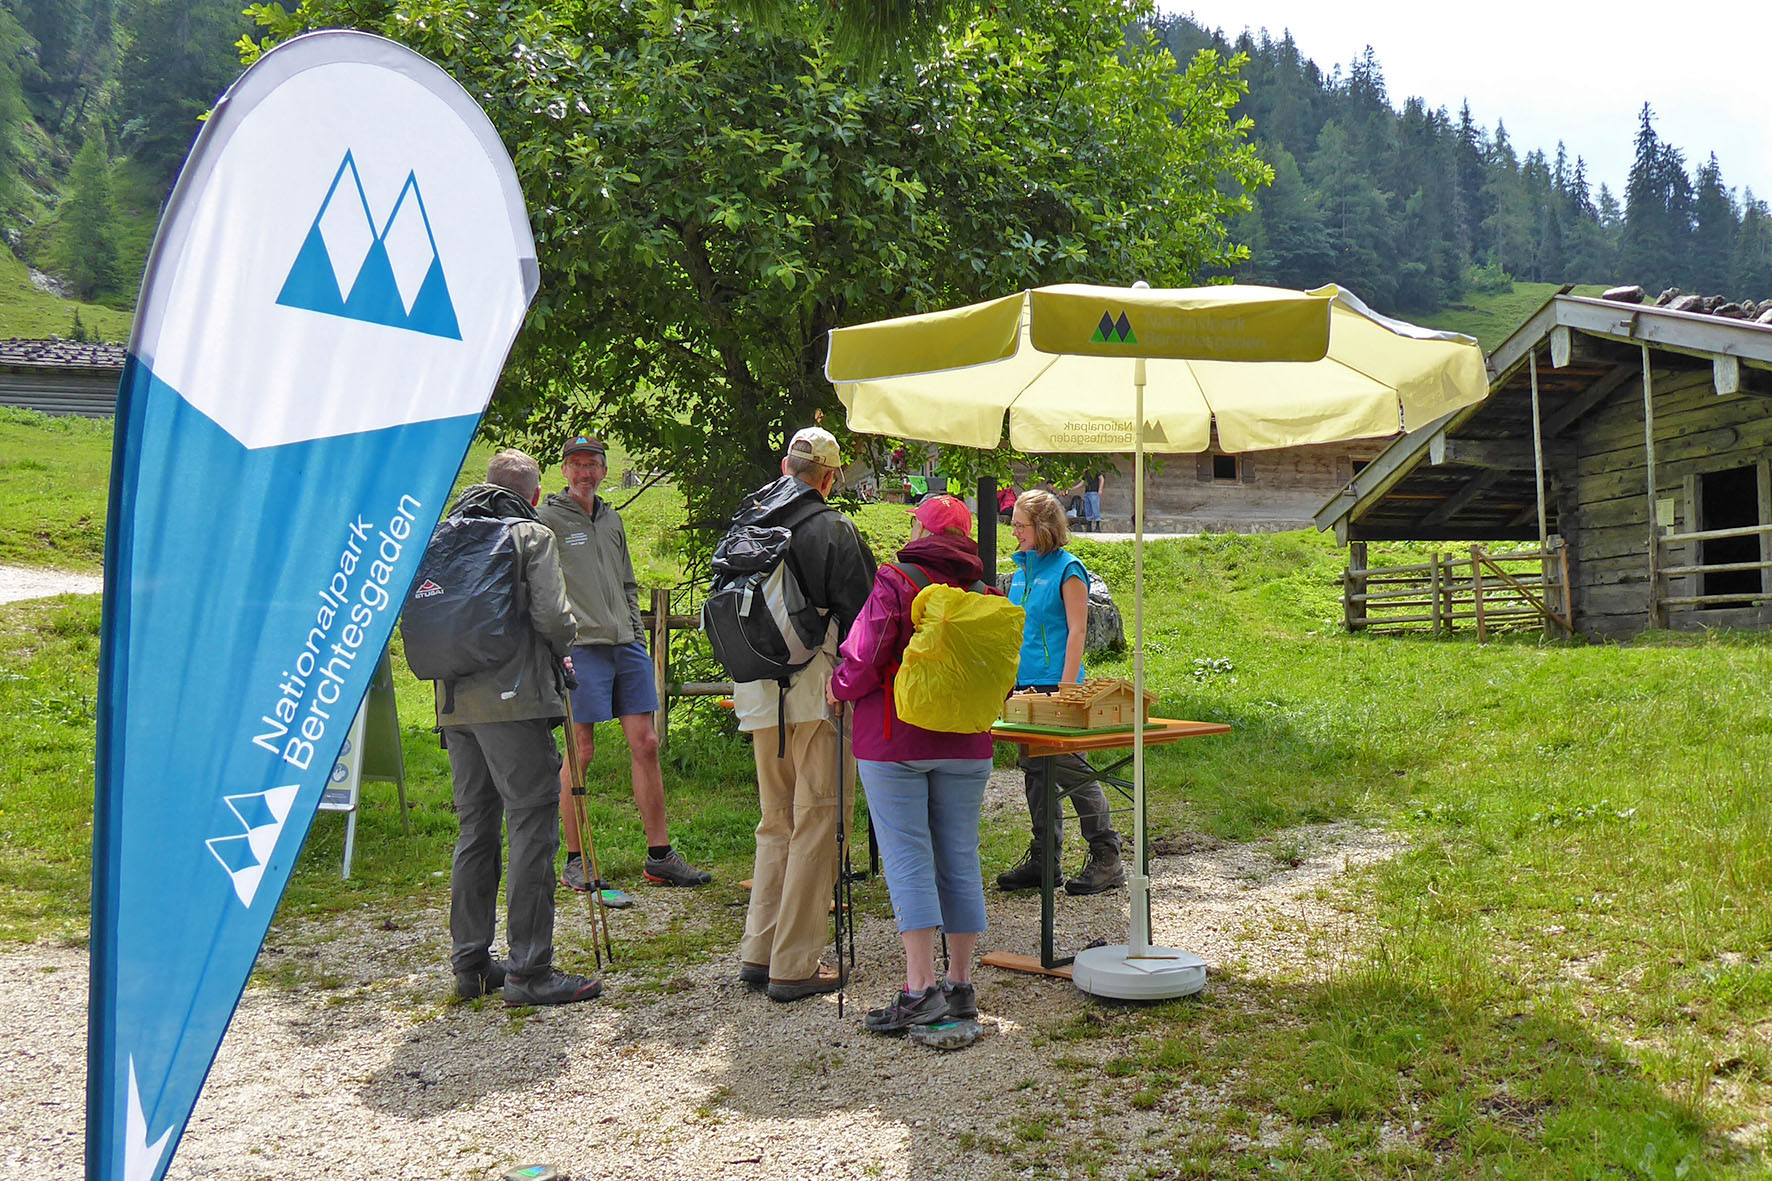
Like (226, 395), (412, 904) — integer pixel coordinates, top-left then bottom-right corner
(51, 131), (116, 299)
(252, 0), (1270, 528)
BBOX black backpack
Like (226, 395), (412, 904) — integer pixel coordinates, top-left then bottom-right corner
(401, 513), (527, 705)
(702, 491), (832, 687)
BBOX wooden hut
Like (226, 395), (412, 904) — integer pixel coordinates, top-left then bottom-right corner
(1315, 291), (1772, 638)
(0, 338), (125, 417)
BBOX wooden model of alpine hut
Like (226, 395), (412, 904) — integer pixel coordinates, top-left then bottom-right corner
(1000, 677), (1157, 729)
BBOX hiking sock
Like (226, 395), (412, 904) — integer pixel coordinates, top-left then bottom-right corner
(648, 844), (672, 861)
(565, 852), (584, 866)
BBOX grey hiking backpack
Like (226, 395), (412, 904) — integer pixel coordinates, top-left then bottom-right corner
(401, 513), (526, 697)
(702, 492), (831, 686)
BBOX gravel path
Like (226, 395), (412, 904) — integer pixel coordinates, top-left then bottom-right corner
(0, 563), (102, 604)
(4, 783), (1398, 1181)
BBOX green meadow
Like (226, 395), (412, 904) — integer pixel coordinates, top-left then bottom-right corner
(4, 408), (1772, 1176)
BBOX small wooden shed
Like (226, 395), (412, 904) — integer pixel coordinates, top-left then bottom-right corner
(1315, 292), (1772, 638)
(0, 338), (125, 417)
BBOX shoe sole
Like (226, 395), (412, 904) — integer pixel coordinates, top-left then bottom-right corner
(643, 871), (711, 886)
(504, 983), (604, 1007)
(1064, 875), (1127, 896)
(559, 877), (590, 893)
(865, 1004), (950, 1033)
(766, 980), (842, 1002)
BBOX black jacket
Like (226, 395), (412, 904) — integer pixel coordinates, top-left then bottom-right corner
(739, 475), (877, 638)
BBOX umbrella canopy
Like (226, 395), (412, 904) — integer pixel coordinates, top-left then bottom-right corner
(825, 280), (1487, 979)
(828, 283), (1487, 452)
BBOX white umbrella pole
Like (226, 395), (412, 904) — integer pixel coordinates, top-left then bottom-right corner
(1129, 356), (1149, 957)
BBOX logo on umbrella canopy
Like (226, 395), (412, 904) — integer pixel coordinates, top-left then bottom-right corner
(1090, 310), (1138, 345)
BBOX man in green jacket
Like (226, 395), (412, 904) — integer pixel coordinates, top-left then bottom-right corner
(437, 449), (602, 1006)
(539, 434), (711, 889)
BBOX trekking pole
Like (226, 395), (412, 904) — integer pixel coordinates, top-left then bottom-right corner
(562, 694), (616, 968)
(834, 708), (852, 1018)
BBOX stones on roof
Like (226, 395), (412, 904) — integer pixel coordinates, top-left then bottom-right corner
(0, 337), (126, 371)
(1613, 287), (1772, 326)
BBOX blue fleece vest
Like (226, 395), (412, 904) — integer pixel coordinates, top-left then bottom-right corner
(1008, 548), (1088, 686)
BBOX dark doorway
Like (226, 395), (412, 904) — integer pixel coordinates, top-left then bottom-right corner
(1700, 465), (1762, 600)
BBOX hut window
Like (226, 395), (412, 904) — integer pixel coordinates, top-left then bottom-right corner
(1351, 459), (1371, 475)
(1212, 454), (1240, 481)
(1699, 464), (1762, 600)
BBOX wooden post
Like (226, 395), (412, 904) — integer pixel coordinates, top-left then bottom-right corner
(1430, 553), (1443, 634)
(1472, 545), (1487, 641)
(651, 587), (669, 752)
(1529, 350), (1555, 638)
(1557, 537), (1572, 631)
(1640, 346), (1664, 629)
(1760, 459), (1772, 600)
(1345, 540), (1368, 631)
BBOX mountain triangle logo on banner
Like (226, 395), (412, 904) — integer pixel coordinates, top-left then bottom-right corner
(276, 150), (462, 340)
(1091, 310), (1138, 345)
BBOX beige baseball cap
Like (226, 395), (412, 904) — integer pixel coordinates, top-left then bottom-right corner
(786, 426), (842, 469)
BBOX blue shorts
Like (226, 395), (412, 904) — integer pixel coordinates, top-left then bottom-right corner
(567, 641), (658, 724)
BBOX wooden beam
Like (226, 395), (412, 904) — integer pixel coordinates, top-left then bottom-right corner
(1541, 362), (1638, 436)
(1422, 469), (1504, 526)
(1429, 437), (1569, 470)
(1715, 354), (1741, 396)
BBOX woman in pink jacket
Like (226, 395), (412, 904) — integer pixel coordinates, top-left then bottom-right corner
(827, 495), (996, 1035)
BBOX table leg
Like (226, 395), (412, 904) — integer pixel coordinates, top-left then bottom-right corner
(1040, 754), (1070, 969)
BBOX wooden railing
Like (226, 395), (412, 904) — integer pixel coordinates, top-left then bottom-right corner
(1343, 540), (1571, 637)
(1655, 522), (1772, 611)
(641, 586), (731, 752)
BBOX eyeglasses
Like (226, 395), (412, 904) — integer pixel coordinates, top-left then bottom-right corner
(1010, 518), (1033, 528)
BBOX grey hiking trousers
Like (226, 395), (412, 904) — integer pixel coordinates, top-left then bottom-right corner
(1018, 751), (1122, 859)
(445, 719), (563, 980)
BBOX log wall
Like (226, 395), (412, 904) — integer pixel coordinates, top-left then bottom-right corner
(1087, 440), (1391, 531)
(1569, 367), (1772, 637)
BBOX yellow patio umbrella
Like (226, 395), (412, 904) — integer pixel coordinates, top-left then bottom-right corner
(827, 281), (1487, 998)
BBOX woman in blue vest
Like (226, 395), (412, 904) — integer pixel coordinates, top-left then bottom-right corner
(997, 489), (1125, 895)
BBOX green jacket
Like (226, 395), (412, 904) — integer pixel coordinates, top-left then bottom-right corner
(432, 484), (579, 727)
(536, 490), (644, 647)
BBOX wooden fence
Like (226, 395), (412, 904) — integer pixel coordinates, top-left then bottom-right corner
(1343, 539), (1571, 637)
(641, 586), (730, 752)
(1654, 522), (1772, 615)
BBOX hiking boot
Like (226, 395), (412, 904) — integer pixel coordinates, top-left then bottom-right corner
(503, 969), (603, 1007)
(1064, 848), (1126, 896)
(739, 961), (769, 990)
(995, 846), (1055, 891)
(560, 856), (591, 892)
(453, 958), (507, 1000)
(864, 987), (949, 1034)
(940, 979), (978, 1020)
(767, 963), (842, 1003)
(643, 849), (712, 887)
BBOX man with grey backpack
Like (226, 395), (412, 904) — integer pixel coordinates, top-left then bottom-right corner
(405, 449), (603, 1007)
(708, 426), (875, 1002)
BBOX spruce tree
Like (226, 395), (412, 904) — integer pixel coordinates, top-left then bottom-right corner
(1690, 154), (1737, 295)
(53, 132), (117, 301)
(1734, 192), (1772, 299)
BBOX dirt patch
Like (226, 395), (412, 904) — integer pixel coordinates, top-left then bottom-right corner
(6, 819), (1400, 1179)
(0, 564), (102, 604)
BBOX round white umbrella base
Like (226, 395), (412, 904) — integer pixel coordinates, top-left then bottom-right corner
(1072, 945), (1206, 1000)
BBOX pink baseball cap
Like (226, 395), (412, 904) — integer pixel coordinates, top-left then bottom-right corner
(908, 494), (973, 537)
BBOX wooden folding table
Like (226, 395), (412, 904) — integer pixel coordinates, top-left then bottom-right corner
(984, 717), (1230, 974)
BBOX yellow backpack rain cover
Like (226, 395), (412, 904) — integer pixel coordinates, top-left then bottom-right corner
(894, 583), (1026, 733)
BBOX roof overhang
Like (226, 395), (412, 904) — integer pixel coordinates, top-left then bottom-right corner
(1314, 294), (1772, 542)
